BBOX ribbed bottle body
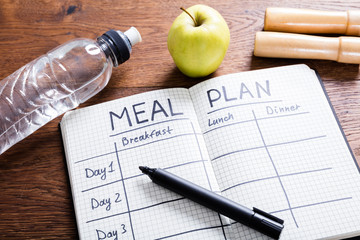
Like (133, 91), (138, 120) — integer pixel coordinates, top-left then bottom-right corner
(0, 38), (113, 154)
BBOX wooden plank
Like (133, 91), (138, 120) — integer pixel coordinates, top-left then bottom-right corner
(0, 0), (359, 238)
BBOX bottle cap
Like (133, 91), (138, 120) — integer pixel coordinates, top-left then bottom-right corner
(97, 27), (141, 67)
(123, 27), (142, 46)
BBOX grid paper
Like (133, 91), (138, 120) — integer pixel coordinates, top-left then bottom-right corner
(189, 64), (360, 239)
(61, 64), (360, 240)
(61, 88), (229, 240)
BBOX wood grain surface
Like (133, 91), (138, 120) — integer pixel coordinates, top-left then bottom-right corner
(0, 0), (359, 239)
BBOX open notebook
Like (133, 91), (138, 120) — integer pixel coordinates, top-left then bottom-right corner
(60, 64), (360, 240)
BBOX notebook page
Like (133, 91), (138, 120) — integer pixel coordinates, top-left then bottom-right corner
(189, 64), (360, 239)
(60, 88), (231, 240)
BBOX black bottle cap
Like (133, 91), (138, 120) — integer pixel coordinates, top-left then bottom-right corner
(97, 30), (131, 67)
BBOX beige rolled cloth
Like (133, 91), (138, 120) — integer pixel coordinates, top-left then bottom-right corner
(254, 31), (360, 64)
(264, 7), (360, 36)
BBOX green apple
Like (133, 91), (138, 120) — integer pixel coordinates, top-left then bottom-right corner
(167, 4), (230, 78)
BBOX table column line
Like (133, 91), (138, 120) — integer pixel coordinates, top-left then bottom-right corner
(114, 142), (136, 239)
(252, 110), (299, 228)
(191, 122), (228, 240)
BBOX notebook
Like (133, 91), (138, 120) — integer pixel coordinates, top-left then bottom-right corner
(60, 64), (360, 240)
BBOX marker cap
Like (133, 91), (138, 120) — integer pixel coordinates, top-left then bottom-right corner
(250, 207), (284, 239)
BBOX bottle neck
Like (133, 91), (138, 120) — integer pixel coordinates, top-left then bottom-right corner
(96, 30), (132, 67)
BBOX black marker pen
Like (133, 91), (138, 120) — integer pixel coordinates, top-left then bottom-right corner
(139, 166), (284, 239)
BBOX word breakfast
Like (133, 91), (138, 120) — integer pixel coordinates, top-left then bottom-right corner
(122, 126), (173, 147)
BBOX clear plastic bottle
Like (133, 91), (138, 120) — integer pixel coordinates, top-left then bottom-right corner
(0, 27), (142, 154)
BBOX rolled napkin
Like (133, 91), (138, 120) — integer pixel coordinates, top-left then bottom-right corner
(254, 31), (360, 64)
(264, 7), (360, 36)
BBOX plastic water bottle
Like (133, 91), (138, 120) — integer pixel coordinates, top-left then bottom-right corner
(0, 27), (142, 154)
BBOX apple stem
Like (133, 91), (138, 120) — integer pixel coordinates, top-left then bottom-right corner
(180, 7), (198, 26)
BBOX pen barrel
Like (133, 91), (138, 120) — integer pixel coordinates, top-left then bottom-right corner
(254, 31), (360, 64)
(264, 7), (360, 36)
(152, 169), (253, 220)
(151, 169), (283, 239)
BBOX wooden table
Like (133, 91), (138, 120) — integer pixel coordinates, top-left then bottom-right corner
(0, 0), (359, 239)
